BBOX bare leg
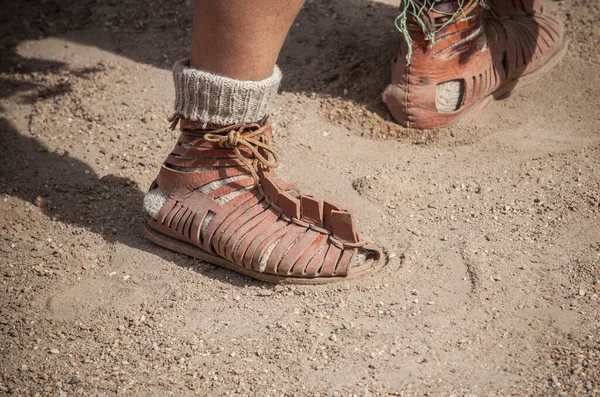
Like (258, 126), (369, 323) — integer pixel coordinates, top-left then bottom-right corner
(190, 0), (305, 80)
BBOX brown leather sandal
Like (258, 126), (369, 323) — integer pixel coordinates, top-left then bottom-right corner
(489, 0), (544, 17)
(143, 117), (383, 284)
(383, 0), (567, 129)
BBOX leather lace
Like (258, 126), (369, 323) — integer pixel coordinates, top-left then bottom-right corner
(168, 114), (279, 185)
(166, 114), (371, 250)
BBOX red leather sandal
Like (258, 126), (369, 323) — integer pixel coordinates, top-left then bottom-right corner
(144, 117), (383, 284)
(383, 0), (567, 129)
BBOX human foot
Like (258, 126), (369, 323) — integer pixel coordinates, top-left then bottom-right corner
(383, 0), (566, 129)
(143, 117), (383, 284)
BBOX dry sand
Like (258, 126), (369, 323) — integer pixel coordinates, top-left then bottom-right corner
(1, 0), (599, 395)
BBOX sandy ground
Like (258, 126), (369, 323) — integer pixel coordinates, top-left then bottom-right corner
(1, 0), (599, 395)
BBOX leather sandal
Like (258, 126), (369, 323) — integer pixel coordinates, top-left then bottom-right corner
(383, 0), (567, 129)
(488, 0), (544, 17)
(143, 116), (383, 284)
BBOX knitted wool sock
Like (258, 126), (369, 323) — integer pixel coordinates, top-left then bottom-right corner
(173, 59), (282, 126)
(144, 61), (282, 222)
(435, 80), (465, 113)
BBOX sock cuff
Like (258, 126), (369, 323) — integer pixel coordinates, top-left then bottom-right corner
(172, 59), (282, 125)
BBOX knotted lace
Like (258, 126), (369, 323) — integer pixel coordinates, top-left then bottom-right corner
(166, 114), (371, 250)
(168, 114), (279, 185)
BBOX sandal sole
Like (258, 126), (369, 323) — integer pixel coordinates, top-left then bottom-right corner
(143, 219), (385, 285)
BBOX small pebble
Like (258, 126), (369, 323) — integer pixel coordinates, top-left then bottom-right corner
(68, 376), (80, 384)
(48, 349), (60, 354)
(34, 196), (48, 208)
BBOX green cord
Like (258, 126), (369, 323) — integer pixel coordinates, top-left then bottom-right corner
(395, 0), (487, 64)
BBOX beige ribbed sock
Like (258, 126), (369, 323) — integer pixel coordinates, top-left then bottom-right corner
(172, 58), (282, 125)
(435, 80), (465, 113)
